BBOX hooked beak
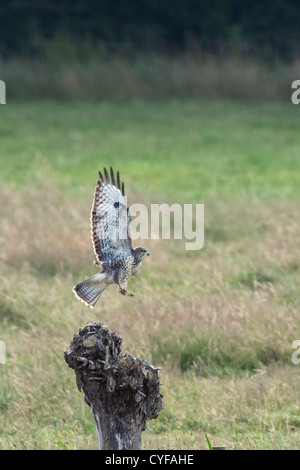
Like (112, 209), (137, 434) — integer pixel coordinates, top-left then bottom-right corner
(146, 251), (150, 256)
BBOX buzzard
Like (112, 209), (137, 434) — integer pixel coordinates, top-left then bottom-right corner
(73, 167), (150, 308)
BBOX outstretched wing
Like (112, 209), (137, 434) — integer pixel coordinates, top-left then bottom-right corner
(91, 167), (132, 264)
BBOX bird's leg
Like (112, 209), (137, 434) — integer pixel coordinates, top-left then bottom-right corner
(119, 286), (126, 295)
(119, 285), (135, 297)
(118, 272), (135, 298)
(118, 280), (135, 298)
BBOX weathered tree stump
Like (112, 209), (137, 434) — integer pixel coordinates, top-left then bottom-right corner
(64, 321), (163, 450)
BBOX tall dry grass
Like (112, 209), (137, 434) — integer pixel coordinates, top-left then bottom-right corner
(0, 183), (91, 277)
(1, 182), (299, 364)
(1, 53), (299, 101)
(0, 178), (299, 449)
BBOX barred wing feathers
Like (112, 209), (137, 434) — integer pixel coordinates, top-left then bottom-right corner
(91, 167), (132, 264)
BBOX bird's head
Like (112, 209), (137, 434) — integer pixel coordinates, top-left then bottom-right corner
(133, 247), (150, 261)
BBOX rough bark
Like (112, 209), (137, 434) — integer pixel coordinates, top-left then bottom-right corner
(64, 321), (163, 450)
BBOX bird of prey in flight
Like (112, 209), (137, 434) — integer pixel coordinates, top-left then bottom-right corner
(73, 167), (149, 308)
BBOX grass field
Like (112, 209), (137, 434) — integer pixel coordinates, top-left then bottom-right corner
(0, 99), (300, 449)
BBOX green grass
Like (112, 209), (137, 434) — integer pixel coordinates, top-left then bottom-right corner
(151, 327), (291, 376)
(0, 99), (300, 449)
(0, 100), (299, 200)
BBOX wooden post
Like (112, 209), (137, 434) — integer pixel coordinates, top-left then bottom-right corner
(64, 321), (163, 450)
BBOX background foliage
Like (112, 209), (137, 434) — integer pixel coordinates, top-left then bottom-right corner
(1, 0), (300, 60)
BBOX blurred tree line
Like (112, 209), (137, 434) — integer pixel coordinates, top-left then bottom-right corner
(1, 0), (299, 60)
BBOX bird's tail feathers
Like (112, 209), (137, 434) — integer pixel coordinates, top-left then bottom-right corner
(73, 272), (110, 308)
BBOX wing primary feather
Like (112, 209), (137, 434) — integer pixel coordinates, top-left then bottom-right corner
(122, 182), (125, 196)
(98, 171), (104, 182)
(117, 171), (121, 190)
(104, 167), (109, 182)
(110, 167), (116, 186)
